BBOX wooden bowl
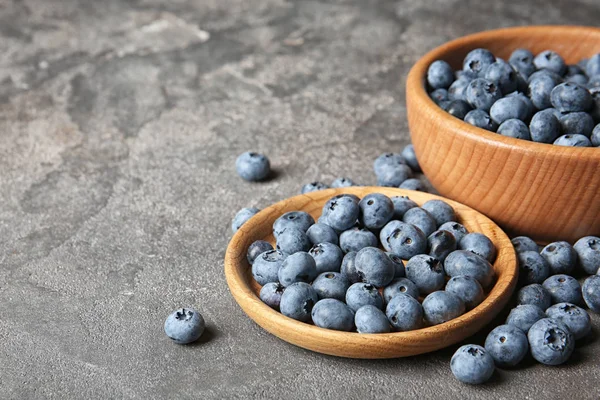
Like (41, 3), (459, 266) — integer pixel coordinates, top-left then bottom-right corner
(224, 187), (518, 358)
(406, 26), (600, 244)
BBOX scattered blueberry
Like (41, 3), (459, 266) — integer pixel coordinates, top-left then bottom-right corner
(306, 223), (339, 245)
(540, 241), (577, 275)
(459, 232), (497, 263)
(518, 250), (550, 285)
(573, 236), (600, 275)
(427, 229), (457, 262)
(450, 345), (495, 385)
(260, 282), (285, 310)
(401, 144), (422, 173)
(232, 207), (260, 233)
(355, 305), (391, 333)
(582, 275), (600, 313)
(506, 304), (545, 333)
(438, 222), (469, 244)
(376, 162), (413, 187)
(309, 242), (344, 274)
(277, 251), (317, 287)
(385, 293), (423, 331)
(236, 151), (270, 181)
(484, 324), (529, 367)
(527, 318), (574, 365)
(546, 303), (591, 340)
(402, 207), (436, 237)
(339, 227), (378, 253)
(445, 275), (484, 310)
(301, 181), (329, 194)
(247, 240), (274, 265)
(311, 299), (355, 331)
(346, 282), (384, 312)
(359, 193), (394, 229)
(252, 249), (286, 285)
(164, 308), (206, 344)
(279, 282), (319, 322)
(331, 177), (355, 188)
(422, 291), (465, 325)
(517, 283), (552, 310)
(444, 250), (495, 289)
(542, 274), (583, 305)
(511, 236), (538, 253)
(383, 277), (419, 303)
(398, 178), (424, 191)
(374, 153), (405, 176)
(497, 118), (531, 140)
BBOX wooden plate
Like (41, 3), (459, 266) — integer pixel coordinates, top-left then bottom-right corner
(224, 187), (518, 358)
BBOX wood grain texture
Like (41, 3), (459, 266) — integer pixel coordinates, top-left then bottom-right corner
(406, 26), (600, 244)
(224, 187), (517, 359)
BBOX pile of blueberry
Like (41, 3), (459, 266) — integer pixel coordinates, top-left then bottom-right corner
(243, 192), (499, 334)
(450, 235), (600, 384)
(427, 48), (600, 147)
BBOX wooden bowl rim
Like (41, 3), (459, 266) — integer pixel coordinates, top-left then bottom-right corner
(224, 187), (518, 358)
(406, 25), (600, 160)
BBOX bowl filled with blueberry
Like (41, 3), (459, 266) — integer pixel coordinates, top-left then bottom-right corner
(406, 26), (600, 244)
(225, 187), (518, 358)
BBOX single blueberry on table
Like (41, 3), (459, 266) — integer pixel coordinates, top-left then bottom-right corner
(444, 250), (495, 289)
(445, 275), (484, 310)
(280, 282), (319, 322)
(543, 274), (583, 305)
(247, 240), (274, 265)
(448, 78), (470, 102)
(464, 109), (498, 131)
(438, 222), (469, 244)
(390, 196), (418, 219)
(540, 241), (577, 275)
(278, 251), (318, 287)
(311, 299), (355, 331)
(376, 162), (413, 187)
(386, 252), (406, 278)
(484, 324), (529, 367)
(306, 223), (339, 246)
(554, 134), (592, 147)
(551, 82), (593, 112)
(582, 275), (600, 313)
(506, 304), (545, 333)
(427, 230), (457, 263)
(276, 227), (311, 255)
(444, 100), (473, 120)
(430, 88), (449, 105)
(497, 118), (531, 140)
(231, 207), (260, 233)
(383, 221), (427, 259)
(511, 236), (538, 253)
(301, 181), (329, 194)
(559, 112), (595, 137)
(309, 242), (344, 274)
(383, 277), (419, 303)
(421, 199), (456, 226)
(252, 249), (286, 286)
(573, 236), (600, 275)
(517, 283), (552, 310)
(423, 291), (465, 325)
(459, 232), (497, 263)
(236, 151), (270, 182)
(546, 303), (591, 340)
(355, 246), (395, 287)
(450, 345), (495, 385)
(331, 177), (355, 188)
(385, 293), (423, 331)
(490, 96), (529, 125)
(528, 72), (560, 110)
(398, 178), (425, 191)
(463, 48), (496, 77)
(484, 59), (518, 94)
(164, 308), (206, 344)
(527, 318), (574, 365)
(374, 153), (405, 176)
(466, 78), (502, 112)
(323, 194), (360, 232)
(401, 144), (422, 173)
(534, 50), (567, 76)
(427, 60), (455, 89)
(339, 227), (378, 253)
(592, 124), (600, 146)
(402, 207), (436, 237)
(518, 250), (550, 285)
(355, 305), (391, 333)
(529, 109), (561, 143)
(260, 282), (285, 310)
(346, 282), (384, 312)
(405, 254), (445, 295)
(273, 211), (315, 238)
(359, 193), (394, 229)
(509, 48), (535, 79)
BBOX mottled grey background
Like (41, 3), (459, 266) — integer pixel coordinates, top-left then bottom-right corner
(1, 0), (599, 399)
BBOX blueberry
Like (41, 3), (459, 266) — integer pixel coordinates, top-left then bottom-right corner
(402, 207), (436, 237)
(506, 304), (545, 333)
(444, 100), (473, 119)
(260, 282), (285, 310)
(427, 230), (457, 263)
(534, 50), (567, 76)
(459, 232), (496, 263)
(385, 293), (423, 331)
(527, 318), (574, 365)
(574, 236), (600, 275)
(484, 59), (518, 94)
(490, 96), (529, 125)
(331, 177), (355, 188)
(517, 284), (552, 310)
(551, 82), (593, 112)
(484, 324), (529, 367)
(554, 134), (592, 147)
(497, 118), (531, 140)
(311, 299), (355, 331)
(582, 275), (600, 313)
(540, 241), (577, 275)
(358, 194), (395, 230)
(546, 303), (591, 340)
(404, 254), (445, 295)
(506, 91), (535, 120)
(398, 178), (425, 191)
(464, 109), (498, 131)
(390, 196), (418, 219)
(450, 345), (495, 385)
(427, 60), (454, 89)
(355, 247), (395, 287)
(430, 88), (449, 105)
(401, 144), (421, 173)
(528, 72), (560, 110)
(383, 277), (419, 303)
(339, 227), (378, 253)
(438, 222), (469, 244)
(566, 73), (589, 85)
(386, 252), (406, 278)
(518, 250), (550, 285)
(280, 282), (319, 322)
(421, 199), (457, 226)
(463, 48), (496, 77)
(164, 308), (205, 344)
(586, 53), (600, 76)
(355, 305), (391, 333)
(448, 78), (470, 102)
(236, 151), (270, 181)
(309, 242), (344, 273)
(301, 181), (329, 194)
(252, 249), (286, 285)
(422, 291), (465, 325)
(588, 75), (600, 89)
(466, 78), (502, 112)
(273, 211), (315, 238)
(528, 69), (564, 84)
(559, 112), (594, 137)
(306, 223), (339, 245)
(323, 195), (360, 231)
(511, 236), (538, 253)
(232, 207), (260, 233)
(247, 240), (274, 265)
(509, 48), (535, 78)
(445, 275), (484, 310)
(346, 282), (384, 312)
(542, 274), (583, 305)
(276, 227), (311, 254)
(592, 124), (600, 146)
(373, 153), (405, 176)
(444, 250), (495, 289)
(340, 251), (359, 283)
(277, 252), (317, 287)
(376, 162), (413, 187)
(529, 109), (561, 143)
(383, 221), (427, 259)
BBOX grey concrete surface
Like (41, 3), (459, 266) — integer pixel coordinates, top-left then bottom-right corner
(1, 0), (599, 399)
